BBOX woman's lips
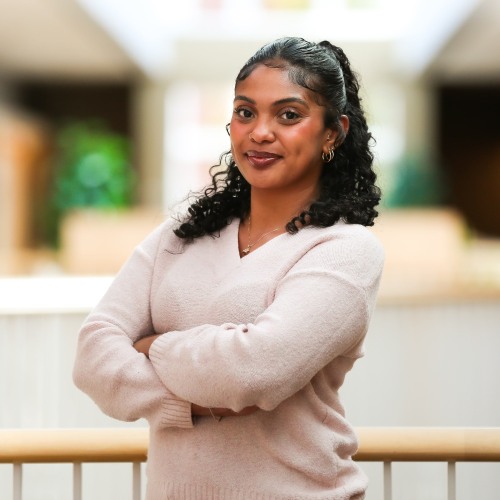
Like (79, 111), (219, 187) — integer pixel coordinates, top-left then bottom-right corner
(246, 151), (282, 169)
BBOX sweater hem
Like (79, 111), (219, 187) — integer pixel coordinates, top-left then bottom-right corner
(146, 481), (365, 500)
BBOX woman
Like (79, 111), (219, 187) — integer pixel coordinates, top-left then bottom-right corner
(73, 37), (384, 499)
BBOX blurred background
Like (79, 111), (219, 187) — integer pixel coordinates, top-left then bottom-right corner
(0, 0), (499, 294)
(1, 0), (500, 499)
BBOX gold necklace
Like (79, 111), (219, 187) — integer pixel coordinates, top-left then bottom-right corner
(241, 217), (281, 256)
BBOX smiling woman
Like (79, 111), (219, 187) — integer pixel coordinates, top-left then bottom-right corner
(73, 37), (384, 500)
(174, 37), (380, 248)
(230, 65), (340, 203)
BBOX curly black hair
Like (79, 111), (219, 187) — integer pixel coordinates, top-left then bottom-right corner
(174, 37), (381, 241)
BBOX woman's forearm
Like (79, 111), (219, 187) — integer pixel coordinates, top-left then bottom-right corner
(134, 335), (258, 418)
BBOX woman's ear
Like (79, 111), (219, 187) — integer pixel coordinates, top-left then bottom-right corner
(326, 115), (350, 150)
(339, 115), (350, 136)
(334, 115), (350, 148)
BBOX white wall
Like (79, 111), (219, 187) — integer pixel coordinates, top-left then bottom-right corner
(343, 298), (500, 500)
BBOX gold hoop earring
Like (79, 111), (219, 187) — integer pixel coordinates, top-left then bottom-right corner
(322, 148), (335, 163)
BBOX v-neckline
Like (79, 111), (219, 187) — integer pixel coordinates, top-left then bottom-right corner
(233, 218), (288, 262)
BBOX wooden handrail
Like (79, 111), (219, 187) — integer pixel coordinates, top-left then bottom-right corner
(1, 427), (500, 464)
(0, 429), (148, 463)
(355, 427), (500, 462)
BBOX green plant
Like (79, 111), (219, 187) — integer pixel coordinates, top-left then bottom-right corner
(46, 120), (135, 246)
(383, 151), (448, 209)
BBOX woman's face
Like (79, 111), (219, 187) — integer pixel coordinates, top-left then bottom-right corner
(230, 64), (337, 197)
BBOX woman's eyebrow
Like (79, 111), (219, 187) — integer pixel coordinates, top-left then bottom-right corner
(274, 97), (309, 107)
(233, 95), (309, 107)
(234, 95), (255, 104)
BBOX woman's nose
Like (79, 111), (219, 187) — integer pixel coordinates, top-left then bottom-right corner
(249, 119), (275, 143)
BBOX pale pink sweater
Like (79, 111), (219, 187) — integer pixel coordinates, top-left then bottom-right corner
(73, 218), (383, 500)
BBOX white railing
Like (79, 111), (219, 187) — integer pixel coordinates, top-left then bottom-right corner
(1, 427), (500, 500)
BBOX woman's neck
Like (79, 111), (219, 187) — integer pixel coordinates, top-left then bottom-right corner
(247, 187), (317, 230)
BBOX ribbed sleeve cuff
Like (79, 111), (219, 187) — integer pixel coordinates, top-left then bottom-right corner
(160, 397), (194, 428)
(150, 335), (194, 429)
(149, 332), (168, 366)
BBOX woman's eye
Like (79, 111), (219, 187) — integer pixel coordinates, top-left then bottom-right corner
(281, 110), (300, 121)
(235, 108), (253, 119)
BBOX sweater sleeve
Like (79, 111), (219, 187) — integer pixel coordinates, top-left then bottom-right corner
(72, 221), (194, 429)
(149, 228), (384, 412)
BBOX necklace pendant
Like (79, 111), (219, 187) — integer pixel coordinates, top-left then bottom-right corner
(241, 246), (251, 255)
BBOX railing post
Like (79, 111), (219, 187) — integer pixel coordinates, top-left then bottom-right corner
(447, 462), (456, 500)
(73, 462), (82, 500)
(13, 463), (22, 500)
(383, 461), (392, 500)
(132, 462), (142, 500)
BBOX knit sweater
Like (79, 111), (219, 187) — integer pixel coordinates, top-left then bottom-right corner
(73, 217), (384, 500)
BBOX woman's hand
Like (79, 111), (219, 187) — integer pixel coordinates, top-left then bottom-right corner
(133, 334), (162, 357)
